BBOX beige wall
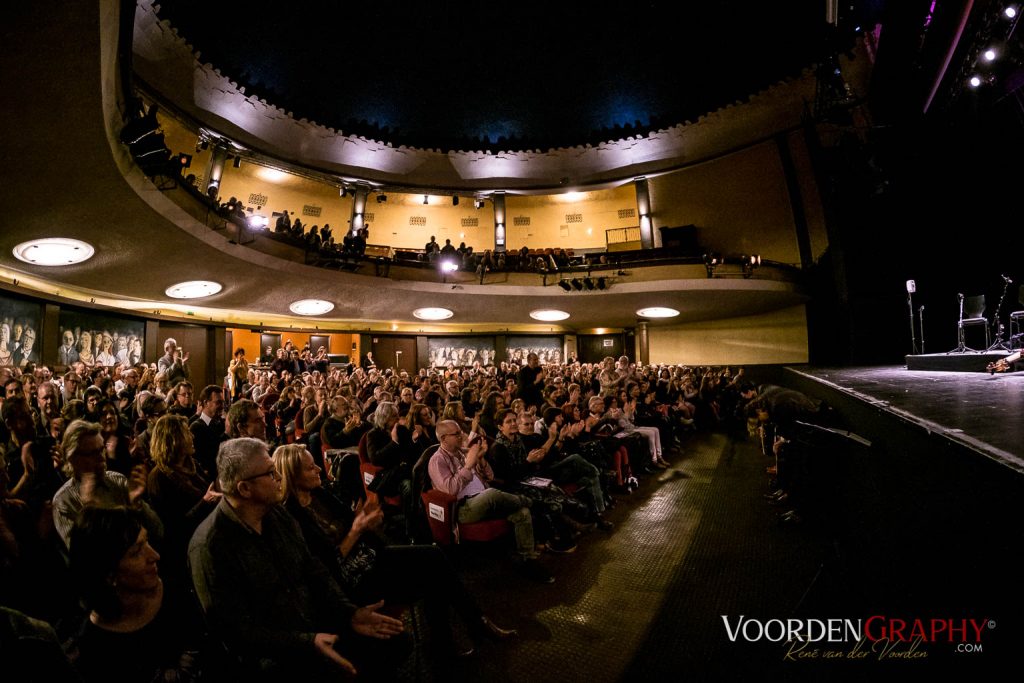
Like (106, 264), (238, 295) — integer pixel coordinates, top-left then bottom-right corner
(648, 305), (808, 365)
(363, 193), (492, 251)
(504, 185), (638, 251)
(648, 140), (801, 264)
(218, 165), (353, 235)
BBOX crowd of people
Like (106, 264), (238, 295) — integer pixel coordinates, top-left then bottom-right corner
(1, 337), (780, 680)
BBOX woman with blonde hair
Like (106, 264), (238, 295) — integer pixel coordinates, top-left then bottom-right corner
(273, 444), (515, 664)
(77, 330), (95, 367)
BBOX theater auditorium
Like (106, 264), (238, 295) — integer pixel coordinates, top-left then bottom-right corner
(1, 1), (1023, 681)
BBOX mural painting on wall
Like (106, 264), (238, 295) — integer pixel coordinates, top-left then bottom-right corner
(505, 336), (563, 366)
(0, 295), (43, 368)
(427, 337), (496, 368)
(57, 309), (145, 369)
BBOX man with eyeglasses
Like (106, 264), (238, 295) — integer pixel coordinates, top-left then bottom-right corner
(428, 419), (553, 583)
(190, 437), (405, 679)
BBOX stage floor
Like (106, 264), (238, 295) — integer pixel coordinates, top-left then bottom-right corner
(786, 365), (1024, 473)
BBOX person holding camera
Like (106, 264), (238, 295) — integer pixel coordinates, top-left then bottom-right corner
(157, 338), (190, 387)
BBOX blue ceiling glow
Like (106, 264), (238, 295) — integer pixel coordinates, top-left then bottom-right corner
(153, 0), (840, 151)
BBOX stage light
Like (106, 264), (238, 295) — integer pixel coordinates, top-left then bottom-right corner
(177, 153), (192, 169)
(584, 278), (595, 290)
(423, 195), (429, 205)
(969, 75), (982, 88)
(1005, 6), (1017, 19)
(440, 261), (459, 273)
(571, 279), (583, 290)
(452, 196), (459, 206)
(232, 156), (242, 168)
(377, 193), (387, 203)
(983, 48), (997, 62)
(558, 280), (572, 291)
(248, 214), (269, 230)
(597, 277), (607, 290)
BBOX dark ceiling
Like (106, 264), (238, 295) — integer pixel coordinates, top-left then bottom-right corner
(152, 1), (875, 152)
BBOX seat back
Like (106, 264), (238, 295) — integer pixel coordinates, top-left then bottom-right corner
(964, 295), (986, 320)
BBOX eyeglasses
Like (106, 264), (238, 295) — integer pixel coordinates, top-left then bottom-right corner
(242, 468), (281, 482)
(438, 431), (461, 439)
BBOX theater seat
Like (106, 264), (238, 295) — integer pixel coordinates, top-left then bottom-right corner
(356, 433), (402, 507)
(413, 444), (510, 546)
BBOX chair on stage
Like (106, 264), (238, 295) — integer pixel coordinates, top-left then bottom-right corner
(959, 295), (989, 351)
(1010, 286), (1024, 348)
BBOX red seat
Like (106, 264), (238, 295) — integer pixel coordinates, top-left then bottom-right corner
(415, 444), (510, 546)
(357, 433), (402, 507)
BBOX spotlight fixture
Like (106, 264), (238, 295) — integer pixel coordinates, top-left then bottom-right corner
(583, 277), (595, 290)
(1005, 6), (1017, 19)
(340, 186), (348, 197)
(474, 198), (485, 209)
(377, 193), (387, 203)
(440, 261), (459, 273)
(571, 279), (583, 291)
(452, 196), (459, 206)
(558, 280), (572, 291)
(703, 252), (720, 278)
(176, 153), (192, 169)
(969, 75), (983, 88)
(742, 254), (762, 279)
(423, 195), (429, 205)
(597, 277), (607, 290)
(232, 156), (242, 168)
(982, 48), (997, 62)
(247, 214), (268, 230)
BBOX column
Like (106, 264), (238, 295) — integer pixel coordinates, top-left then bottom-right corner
(492, 192), (506, 252)
(349, 185), (370, 236)
(635, 176), (654, 249)
(636, 321), (649, 364)
(205, 144), (229, 198)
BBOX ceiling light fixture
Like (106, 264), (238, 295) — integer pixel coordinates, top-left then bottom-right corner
(12, 238), (95, 266)
(165, 280), (223, 299)
(636, 307), (680, 318)
(413, 307), (453, 320)
(530, 309), (570, 321)
(289, 299), (335, 315)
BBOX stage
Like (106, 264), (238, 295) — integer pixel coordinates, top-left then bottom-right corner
(782, 365), (1024, 473)
(905, 351), (1017, 373)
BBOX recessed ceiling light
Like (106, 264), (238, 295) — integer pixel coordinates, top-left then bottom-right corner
(165, 280), (223, 299)
(636, 307), (680, 318)
(12, 238), (94, 266)
(290, 299), (335, 315)
(530, 309), (570, 321)
(413, 307), (453, 320)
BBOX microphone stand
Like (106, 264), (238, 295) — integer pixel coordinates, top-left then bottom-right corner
(986, 276), (1014, 352)
(907, 287), (918, 355)
(949, 293), (972, 354)
(918, 306), (925, 354)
